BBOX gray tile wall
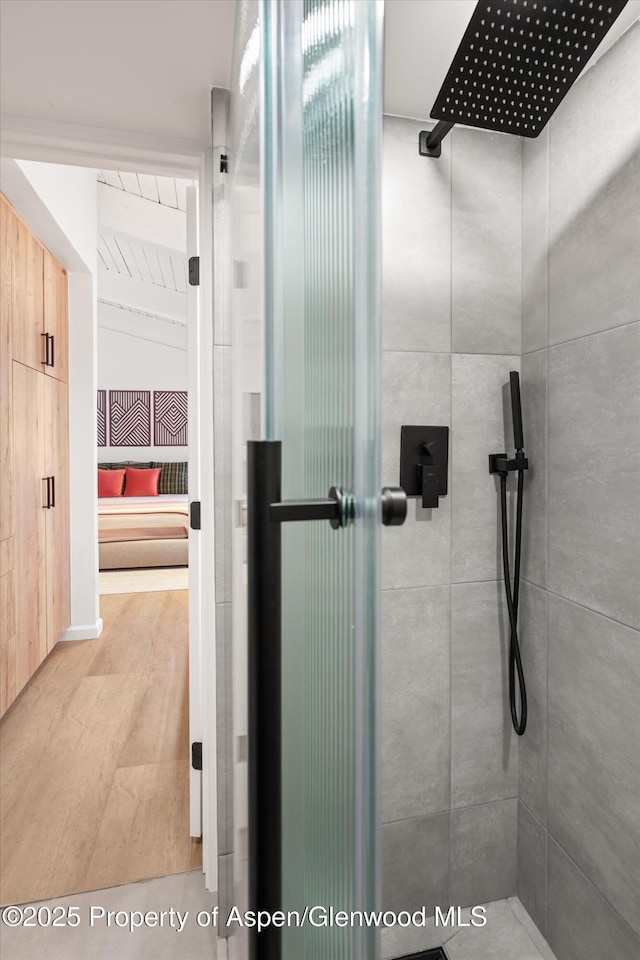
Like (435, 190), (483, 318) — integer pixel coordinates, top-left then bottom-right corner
(519, 23), (640, 960)
(380, 115), (522, 951)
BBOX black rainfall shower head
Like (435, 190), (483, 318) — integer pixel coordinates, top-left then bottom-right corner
(430, 0), (630, 138)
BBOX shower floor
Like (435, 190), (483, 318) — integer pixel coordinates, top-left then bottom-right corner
(384, 898), (557, 960)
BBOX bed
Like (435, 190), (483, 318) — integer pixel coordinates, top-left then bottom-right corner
(98, 494), (189, 570)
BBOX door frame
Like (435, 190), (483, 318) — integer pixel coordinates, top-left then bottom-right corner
(0, 112), (219, 890)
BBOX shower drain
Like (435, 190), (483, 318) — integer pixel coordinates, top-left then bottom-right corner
(396, 949), (448, 960)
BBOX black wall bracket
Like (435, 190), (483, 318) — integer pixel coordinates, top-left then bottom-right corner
(419, 121), (455, 159)
(400, 425), (449, 509)
(489, 452), (529, 475)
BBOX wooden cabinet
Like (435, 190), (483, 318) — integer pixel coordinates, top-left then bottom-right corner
(11, 213), (44, 373)
(0, 194), (70, 717)
(12, 362), (48, 684)
(43, 250), (69, 384)
(1, 195), (14, 543)
(43, 376), (70, 651)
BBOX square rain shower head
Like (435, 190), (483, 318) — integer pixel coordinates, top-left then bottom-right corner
(429, 0), (630, 137)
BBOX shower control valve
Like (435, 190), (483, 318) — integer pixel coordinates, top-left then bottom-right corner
(399, 425), (449, 511)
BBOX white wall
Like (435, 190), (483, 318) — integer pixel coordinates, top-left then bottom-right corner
(1, 158), (101, 640)
(98, 318), (188, 463)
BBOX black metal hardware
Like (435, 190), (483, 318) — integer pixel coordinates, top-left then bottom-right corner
(270, 485), (349, 529)
(510, 370), (524, 453)
(489, 452), (529, 475)
(50, 475), (55, 508)
(418, 121), (454, 159)
(220, 154), (228, 173)
(400, 426), (449, 508)
(381, 486), (407, 526)
(247, 440), (282, 960)
(429, 0), (629, 140)
(50, 334), (55, 368)
(191, 741), (203, 771)
(43, 476), (52, 509)
(41, 332), (53, 367)
(190, 500), (201, 530)
(188, 256), (200, 287)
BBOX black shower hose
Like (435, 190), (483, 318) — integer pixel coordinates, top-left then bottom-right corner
(500, 468), (528, 735)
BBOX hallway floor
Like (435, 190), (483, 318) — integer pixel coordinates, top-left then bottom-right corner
(0, 590), (200, 906)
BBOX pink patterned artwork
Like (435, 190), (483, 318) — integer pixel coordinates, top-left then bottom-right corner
(108, 390), (151, 446)
(154, 391), (188, 446)
(97, 390), (106, 447)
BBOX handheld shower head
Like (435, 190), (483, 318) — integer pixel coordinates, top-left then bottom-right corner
(510, 371), (524, 453)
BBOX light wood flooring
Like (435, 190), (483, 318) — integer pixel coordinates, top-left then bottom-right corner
(0, 590), (201, 906)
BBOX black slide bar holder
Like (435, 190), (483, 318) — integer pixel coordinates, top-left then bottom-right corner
(247, 440), (406, 960)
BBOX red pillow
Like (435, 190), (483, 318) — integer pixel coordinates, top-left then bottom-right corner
(124, 466), (161, 497)
(98, 468), (125, 498)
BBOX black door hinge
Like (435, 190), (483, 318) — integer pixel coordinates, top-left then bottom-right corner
(220, 154), (228, 173)
(190, 500), (201, 530)
(192, 742), (203, 771)
(188, 256), (200, 286)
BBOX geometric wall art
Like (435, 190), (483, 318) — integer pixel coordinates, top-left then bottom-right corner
(108, 390), (151, 446)
(97, 389), (107, 447)
(153, 390), (188, 446)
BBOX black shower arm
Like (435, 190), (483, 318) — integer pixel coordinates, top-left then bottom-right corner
(419, 120), (455, 159)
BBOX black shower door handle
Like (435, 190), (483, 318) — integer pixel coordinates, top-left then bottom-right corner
(246, 440), (406, 959)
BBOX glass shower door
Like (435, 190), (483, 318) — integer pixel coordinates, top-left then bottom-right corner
(229, 2), (385, 958)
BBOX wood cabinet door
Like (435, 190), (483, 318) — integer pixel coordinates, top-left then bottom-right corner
(12, 215), (45, 373)
(12, 362), (48, 695)
(43, 250), (68, 384)
(1, 195), (14, 542)
(43, 375), (70, 649)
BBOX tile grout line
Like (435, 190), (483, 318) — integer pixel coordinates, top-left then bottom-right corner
(448, 128), (454, 908)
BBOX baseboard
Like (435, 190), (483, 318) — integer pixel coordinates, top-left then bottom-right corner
(60, 618), (104, 642)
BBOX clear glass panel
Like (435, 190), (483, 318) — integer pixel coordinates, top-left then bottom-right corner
(228, 3), (264, 957)
(229, 1), (383, 957)
(264, 3), (384, 958)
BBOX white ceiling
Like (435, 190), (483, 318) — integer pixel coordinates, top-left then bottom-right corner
(1, 1), (638, 138)
(97, 171), (191, 344)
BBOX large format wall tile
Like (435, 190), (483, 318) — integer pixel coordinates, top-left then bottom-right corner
(522, 127), (549, 355)
(381, 813), (449, 914)
(451, 128), (522, 355)
(382, 350), (451, 589)
(449, 799), (518, 906)
(547, 595), (640, 936)
(381, 586), (450, 822)
(548, 24), (640, 344)
(517, 801), (547, 937)
(548, 323), (640, 628)
(451, 581), (518, 808)
(546, 838), (640, 960)
(518, 581), (547, 825)
(451, 353), (520, 584)
(520, 349), (547, 589)
(382, 117), (452, 353)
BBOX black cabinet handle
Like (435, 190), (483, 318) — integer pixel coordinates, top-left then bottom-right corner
(43, 476), (52, 508)
(50, 475), (56, 508)
(41, 333), (55, 367)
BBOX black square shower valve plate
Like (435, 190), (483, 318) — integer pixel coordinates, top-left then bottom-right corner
(429, 0), (630, 138)
(400, 425), (449, 501)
